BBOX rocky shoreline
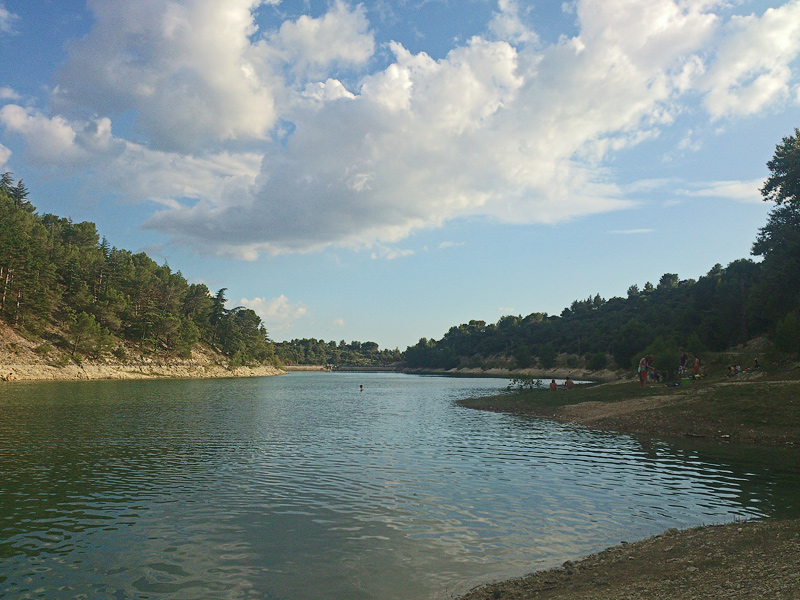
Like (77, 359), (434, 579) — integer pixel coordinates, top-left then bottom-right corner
(0, 322), (284, 382)
(0, 360), (284, 382)
(458, 518), (800, 600)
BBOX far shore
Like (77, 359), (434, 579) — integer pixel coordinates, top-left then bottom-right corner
(0, 361), (284, 382)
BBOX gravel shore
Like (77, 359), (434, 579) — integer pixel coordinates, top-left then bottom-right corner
(458, 518), (800, 600)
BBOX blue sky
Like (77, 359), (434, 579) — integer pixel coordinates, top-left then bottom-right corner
(1, 0), (799, 350)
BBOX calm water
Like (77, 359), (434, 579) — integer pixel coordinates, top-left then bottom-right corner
(1, 372), (799, 599)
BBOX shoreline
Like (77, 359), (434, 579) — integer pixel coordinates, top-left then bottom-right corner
(457, 377), (800, 447)
(0, 322), (284, 383)
(455, 376), (800, 598)
(457, 518), (800, 600)
(0, 361), (284, 382)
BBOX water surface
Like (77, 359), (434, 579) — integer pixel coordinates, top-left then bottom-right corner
(1, 372), (798, 599)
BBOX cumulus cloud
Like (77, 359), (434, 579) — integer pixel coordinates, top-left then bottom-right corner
(488, 0), (537, 45)
(3, 0), (798, 259)
(0, 104), (261, 209)
(146, 0), (723, 255)
(266, 0), (374, 78)
(702, 0), (800, 118)
(240, 295), (308, 337)
(0, 105), (85, 164)
(52, 0), (280, 152)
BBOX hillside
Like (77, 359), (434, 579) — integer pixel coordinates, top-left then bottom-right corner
(0, 322), (282, 382)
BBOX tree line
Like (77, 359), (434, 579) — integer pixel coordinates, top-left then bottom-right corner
(274, 338), (402, 366)
(403, 129), (800, 375)
(0, 177), (276, 367)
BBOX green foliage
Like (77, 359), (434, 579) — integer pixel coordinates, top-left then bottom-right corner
(538, 342), (557, 369)
(774, 310), (800, 354)
(0, 172), (277, 366)
(33, 342), (53, 356)
(507, 376), (544, 392)
(761, 127), (800, 207)
(685, 331), (706, 356)
(69, 312), (112, 359)
(612, 320), (652, 369)
(513, 345), (534, 369)
(641, 336), (681, 380)
(587, 352), (607, 371)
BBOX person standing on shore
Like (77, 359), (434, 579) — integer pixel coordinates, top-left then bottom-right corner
(638, 354), (653, 388)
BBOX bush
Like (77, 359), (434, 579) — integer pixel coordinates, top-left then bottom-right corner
(507, 376), (544, 392)
(587, 352), (608, 371)
(34, 342), (53, 356)
(775, 310), (800, 354)
(642, 336), (681, 380)
(538, 342), (557, 369)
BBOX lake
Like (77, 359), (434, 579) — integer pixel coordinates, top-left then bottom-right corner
(1, 372), (799, 599)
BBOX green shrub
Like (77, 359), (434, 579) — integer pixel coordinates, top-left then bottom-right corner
(538, 342), (557, 369)
(34, 342), (53, 356)
(775, 310), (800, 354)
(587, 352), (608, 371)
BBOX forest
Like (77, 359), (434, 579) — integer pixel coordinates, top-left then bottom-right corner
(0, 174), (277, 367)
(1, 129), (799, 373)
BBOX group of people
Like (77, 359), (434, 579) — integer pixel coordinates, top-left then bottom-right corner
(549, 377), (575, 391)
(727, 358), (759, 377)
(638, 354), (655, 388)
(678, 350), (701, 376)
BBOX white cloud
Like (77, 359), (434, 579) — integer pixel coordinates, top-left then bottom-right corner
(370, 245), (415, 260)
(0, 104), (262, 212)
(4, 0), (796, 259)
(488, 0), (537, 45)
(0, 142), (10, 167)
(702, 0), (800, 118)
(266, 0), (374, 78)
(52, 0), (280, 152)
(0, 105), (84, 164)
(332, 318), (345, 327)
(0, 3), (18, 34)
(240, 295), (307, 337)
(146, 0), (724, 255)
(682, 178), (765, 203)
(0, 87), (20, 100)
